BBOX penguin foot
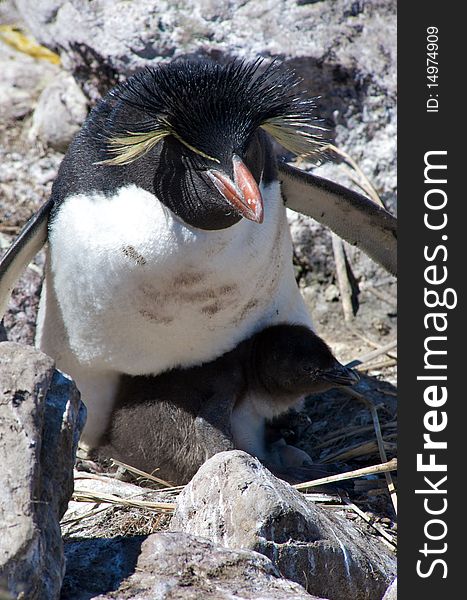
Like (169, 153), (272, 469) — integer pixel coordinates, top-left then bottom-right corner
(268, 437), (314, 468)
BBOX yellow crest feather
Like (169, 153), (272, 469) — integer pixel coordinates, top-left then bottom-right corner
(99, 123), (220, 166)
(261, 116), (328, 159)
(98, 130), (170, 166)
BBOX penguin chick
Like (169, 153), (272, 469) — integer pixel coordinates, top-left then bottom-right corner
(97, 324), (358, 484)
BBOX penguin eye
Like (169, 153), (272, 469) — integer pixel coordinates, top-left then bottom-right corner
(301, 361), (319, 376)
(168, 128), (220, 164)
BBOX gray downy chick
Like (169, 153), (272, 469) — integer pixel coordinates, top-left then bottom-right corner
(97, 324), (358, 484)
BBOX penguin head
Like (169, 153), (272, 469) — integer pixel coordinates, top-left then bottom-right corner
(98, 59), (327, 230)
(254, 324), (359, 396)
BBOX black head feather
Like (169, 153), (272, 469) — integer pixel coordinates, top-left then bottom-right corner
(101, 58), (328, 166)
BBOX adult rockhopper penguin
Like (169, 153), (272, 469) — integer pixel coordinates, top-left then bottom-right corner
(98, 324), (359, 485)
(0, 59), (396, 462)
(35, 59), (329, 451)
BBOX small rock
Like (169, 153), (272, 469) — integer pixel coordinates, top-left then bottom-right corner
(372, 319), (391, 336)
(324, 283), (340, 302)
(171, 450), (396, 600)
(0, 343), (86, 600)
(29, 72), (88, 152)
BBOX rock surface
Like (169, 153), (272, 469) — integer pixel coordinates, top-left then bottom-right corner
(382, 577), (397, 600)
(0, 20), (62, 230)
(0, 342), (86, 600)
(29, 71), (88, 152)
(78, 532), (322, 599)
(61, 475), (320, 598)
(0, 28), (58, 122)
(171, 450), (396, 600)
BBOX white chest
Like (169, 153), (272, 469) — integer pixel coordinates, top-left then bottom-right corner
(47, 183), (311, 375)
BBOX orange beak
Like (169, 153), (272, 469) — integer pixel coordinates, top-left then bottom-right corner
(207, 155), (264, 223)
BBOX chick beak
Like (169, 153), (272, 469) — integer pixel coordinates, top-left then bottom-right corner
(321, 363), (360, 387)
(207, 154), (264, 223)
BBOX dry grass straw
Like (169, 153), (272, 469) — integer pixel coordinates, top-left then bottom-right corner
(325, 144), (386, 209)
(357, 359), (397, 372)
(294, 458), (397, 491)
(70, 464), (179, 523)
(72, 489), (176, 512)
(321, 439), (396, 463)
(109, 458), (175, 488)
(349, 327), (397, 359)
(346, 340), (397, 369)
(342, 497), (397, 551)
(0, 225), (20, 234)
(61, 504), (111, 527)
(104, 506), (172, 537)
(314, 421), (396, 449)
(341, 386), (398, 515)
(0, 25), (61, 64)
(365, 285), (397, 307)
(332, 233), (356, 322)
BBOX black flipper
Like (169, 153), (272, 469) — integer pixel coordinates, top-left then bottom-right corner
(278, 162), (397, 276)
(0, 198), (53, 318)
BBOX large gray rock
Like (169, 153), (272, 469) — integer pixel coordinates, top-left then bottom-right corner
(171, 450), (396, 600)
(0, 343), (86, 600)
(90, 532), (322, 599)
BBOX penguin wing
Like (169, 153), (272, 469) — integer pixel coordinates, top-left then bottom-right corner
(278, 162), (397, 276)
(0, 198), (53, 318)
